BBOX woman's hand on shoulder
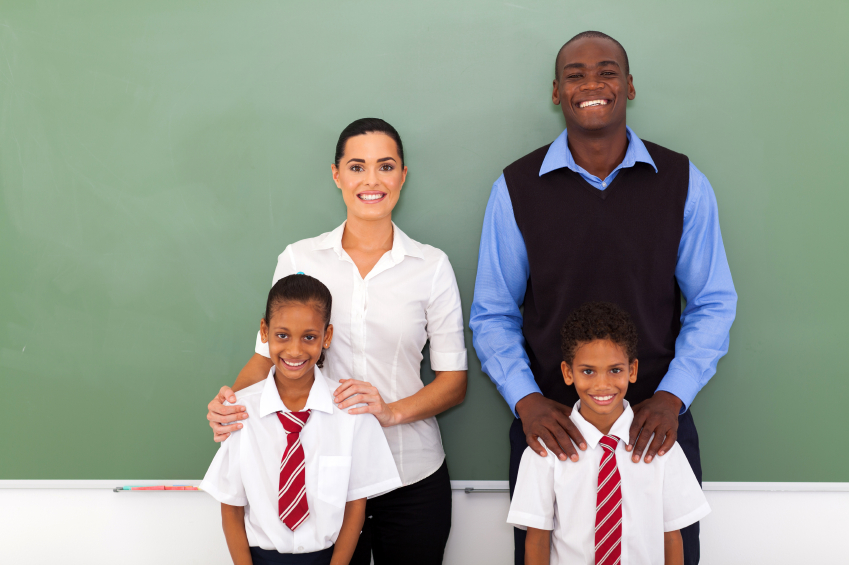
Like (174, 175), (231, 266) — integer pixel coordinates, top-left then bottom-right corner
(333, 379), (399, 427)
(207, 386), (249, 442)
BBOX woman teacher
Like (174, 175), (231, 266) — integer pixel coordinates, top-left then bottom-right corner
(206, 118), (468, 565)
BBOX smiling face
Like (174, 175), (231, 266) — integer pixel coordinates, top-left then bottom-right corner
(552, 37), (635, 134)
(562, 338), (638, 433)
(331, 132), (407, 223)
(260, 301), (333, 385)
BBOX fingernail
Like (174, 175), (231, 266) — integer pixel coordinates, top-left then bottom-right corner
(540, 451), (547, 457)
(241, 414), (248, 419)
(571, 454), (578, 462)
(580, 443), (587, 450)
(230, 397), (236, 402)
(658, 450), (665, 456)
(559, 454), (566, 461)
(237, 424), (243, 429)
(645, 456), (652, 462)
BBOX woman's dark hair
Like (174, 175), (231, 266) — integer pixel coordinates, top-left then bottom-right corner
(264, 274), (332, 368)
(560, 302), (638, 365)
(334, 118), (404, 166)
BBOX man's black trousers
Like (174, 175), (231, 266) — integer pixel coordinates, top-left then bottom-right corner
(509, 410), (703, 565)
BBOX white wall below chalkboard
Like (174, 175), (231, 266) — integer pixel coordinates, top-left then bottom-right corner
(0, 483), (845, 564)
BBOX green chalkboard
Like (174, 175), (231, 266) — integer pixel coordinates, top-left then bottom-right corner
(1, 1), (848, 481)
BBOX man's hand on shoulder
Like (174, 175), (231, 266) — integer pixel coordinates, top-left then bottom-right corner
(627, 391), (683, 463)
(207, 386), (249, 442)
(515, 393), (587, 461)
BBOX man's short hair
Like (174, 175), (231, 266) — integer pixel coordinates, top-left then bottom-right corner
(555, 31), (630, 79)
(560, 302), (639, 365)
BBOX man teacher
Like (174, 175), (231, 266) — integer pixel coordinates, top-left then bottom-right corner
(470, 31), (737, 565)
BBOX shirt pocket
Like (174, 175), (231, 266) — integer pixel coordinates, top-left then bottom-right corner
(316, 456), (352, 509)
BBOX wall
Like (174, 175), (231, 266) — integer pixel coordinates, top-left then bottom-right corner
(1, 484), (846, 564)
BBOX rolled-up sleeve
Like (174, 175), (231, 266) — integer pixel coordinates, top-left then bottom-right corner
(470, 175), (539, 416)
(426, 253), (468, 371)
(255, 246), (298, 358)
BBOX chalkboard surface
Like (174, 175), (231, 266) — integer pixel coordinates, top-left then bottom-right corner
(1, 1), (847, 481)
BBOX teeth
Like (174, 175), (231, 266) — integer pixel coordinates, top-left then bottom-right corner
(358, 193), (384, 201)
(284, 359), (306, 367)
(592, 395), (614, 401)
(579, 100), (608, 108)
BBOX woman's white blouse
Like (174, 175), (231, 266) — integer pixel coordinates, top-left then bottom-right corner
(201, 367), (401, 554)
(255, 222), (468, 486)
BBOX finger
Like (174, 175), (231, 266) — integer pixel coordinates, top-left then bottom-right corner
(207, 410), (248, 424)
(218, 385), (237, 404)
(656, 428), (678, 458)
(643, 428), (669, 463)
(346, 404), (380, 415)
(338, 393), (378, 410)
(532, 428), (565, 460)
(213, 432), (230, 443)
(627, 410), (649, 451)
(525, 432), (548, 458)
(208, 399), (246, 417)
(212, 421), (242, 435)
(547, 421), (578, 462)
(558, 415), (587, 451)
(631, 421), (657, 463)
(336, 386), (378, 405)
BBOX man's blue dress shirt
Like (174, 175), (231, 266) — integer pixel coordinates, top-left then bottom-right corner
(470, 127), (737, 416)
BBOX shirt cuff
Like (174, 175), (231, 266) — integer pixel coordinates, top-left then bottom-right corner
(349, 476), (403, 501)
(656, 368), (702, 413)
(506, 510), (552, 531)
(664, 501), (711, 532)
(254, 331), (270, 358)
(429, 348), (468, 372)
(502, 375), (543, 418)
(199, 480), (247, 507)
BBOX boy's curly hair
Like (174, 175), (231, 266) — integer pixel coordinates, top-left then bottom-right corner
(560, 302), (638, 365)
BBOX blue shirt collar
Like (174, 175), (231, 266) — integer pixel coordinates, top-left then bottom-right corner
(539, 126), (658, 177)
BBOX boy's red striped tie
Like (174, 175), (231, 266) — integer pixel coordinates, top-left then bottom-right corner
(276, 410), (311, 531)
(595, 435), (622, 565)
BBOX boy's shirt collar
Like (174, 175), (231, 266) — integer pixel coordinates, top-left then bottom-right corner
(258, 365), (334, 418)
(570, 400), (634, 449)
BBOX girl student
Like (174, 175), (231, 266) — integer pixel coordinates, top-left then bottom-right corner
(206, 118), (468, 565)
(201, 274), (402, 565)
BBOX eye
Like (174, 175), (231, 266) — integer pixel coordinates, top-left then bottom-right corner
(379, 163), (394, 171)
(582, 369), (594, 375)
(601, 71), (616, 76)
(276, 333), (288, 339)
(611, 368), (621, 374)
(303, 335), (316, 341)
(349, 164), (364, 172)
(566, 73), (582, 79)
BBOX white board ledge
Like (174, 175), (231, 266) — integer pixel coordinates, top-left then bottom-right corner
(2, 480), (848, 492)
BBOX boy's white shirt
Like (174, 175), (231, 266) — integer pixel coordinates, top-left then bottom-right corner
(201, 366), (402, 554)
(507, 400), (710, 565)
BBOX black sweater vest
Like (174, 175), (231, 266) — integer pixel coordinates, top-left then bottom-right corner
(503, 139), (689, 407)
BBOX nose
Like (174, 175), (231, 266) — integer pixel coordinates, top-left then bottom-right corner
(364, 166), (379, 187)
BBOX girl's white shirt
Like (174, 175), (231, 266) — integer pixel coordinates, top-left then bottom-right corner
(254, 222), (468, 486)
(201, 366), (402, 554)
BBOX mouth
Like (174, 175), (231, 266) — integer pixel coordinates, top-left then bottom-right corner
(281, 358), (307, 369)
(588, 393), (617, 406)
(577, 99), (611, 109)
(357, 191), (387, 203)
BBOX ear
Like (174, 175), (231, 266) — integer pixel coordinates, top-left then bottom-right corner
(331, 163), (342, 189)
(260, 318), (269, 344)
(561, 361), (574, 386)
(627, 74), (635, 101)
(552, 79), (561, 106)
(323, 324), (334, 348)
(399, 165), (408, 189)
(629, 358), (638, 383)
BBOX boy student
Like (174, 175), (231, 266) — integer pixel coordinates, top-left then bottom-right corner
(507, 302), (710, 565)
(202, 275), (401, 565)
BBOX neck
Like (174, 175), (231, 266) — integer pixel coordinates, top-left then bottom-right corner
(275, 370), (315, 412)
(565, 122), (629, 181)
(579, 402), (625, 436)
(342, 214), (394, 253)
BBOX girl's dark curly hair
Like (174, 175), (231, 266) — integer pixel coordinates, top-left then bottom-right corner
(560, 302), (638, 365)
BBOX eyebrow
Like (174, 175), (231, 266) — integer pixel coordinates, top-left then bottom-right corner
(562, 60), (621, 71)
(272, 327), (320, 333)
(345, 156), (397, 165)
